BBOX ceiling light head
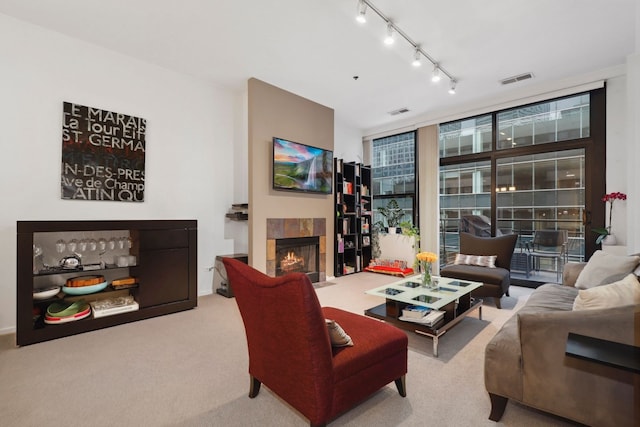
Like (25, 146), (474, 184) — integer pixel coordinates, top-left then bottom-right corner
(356, 0), (367, 23)
(412, 48), (421, 67)
(448, 79), (457, 95)
(384, 23), (395, 45)
(431, 65), (441, 83)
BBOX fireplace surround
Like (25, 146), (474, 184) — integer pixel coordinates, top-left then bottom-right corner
(266, 218), (326, 282)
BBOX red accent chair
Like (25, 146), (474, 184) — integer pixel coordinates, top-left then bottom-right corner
(223, 258), (408, 427)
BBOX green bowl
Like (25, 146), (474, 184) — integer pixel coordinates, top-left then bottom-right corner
(46, 300), (88, 318)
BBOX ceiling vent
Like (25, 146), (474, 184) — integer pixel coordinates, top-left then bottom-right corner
(388, 107), (410, 116)
(500, 72), (534, 85)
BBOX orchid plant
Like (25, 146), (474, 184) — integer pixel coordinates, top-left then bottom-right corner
(592, 191), (627, 244)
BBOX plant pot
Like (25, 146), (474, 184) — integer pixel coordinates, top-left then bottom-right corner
(387, 227), (396, 234)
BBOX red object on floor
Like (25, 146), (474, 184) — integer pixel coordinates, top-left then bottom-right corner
(223, 258), (408, 427)
(364, 265), (415, 276)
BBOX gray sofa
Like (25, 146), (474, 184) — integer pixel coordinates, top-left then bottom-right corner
(484, 259), (639, 426)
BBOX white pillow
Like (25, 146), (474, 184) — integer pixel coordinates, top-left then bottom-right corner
(574, 250), (640, 290)
(573, 273), (640, 310)
(325, 319), (353, 347)
(454, 253), (497, 268)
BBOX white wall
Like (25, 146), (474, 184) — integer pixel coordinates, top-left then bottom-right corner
(0, 14), (240, 334)
(334, 117), (364, 163)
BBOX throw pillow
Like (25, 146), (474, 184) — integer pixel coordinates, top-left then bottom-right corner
(573, 273), (640, 310)
(325, 319), (354, 347)
(574, 250), (640, 290)
(454, 253), (497, 268)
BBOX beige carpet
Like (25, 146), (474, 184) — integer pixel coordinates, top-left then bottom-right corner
(0, 272), (575, 426)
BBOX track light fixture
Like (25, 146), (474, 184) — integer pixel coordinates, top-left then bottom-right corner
(412, 48), (421, 67)
(354, 0), (458, 94)
(355, 0), (367, 24)
(431, 65), (441, 83)
(383, 22), (395, 45)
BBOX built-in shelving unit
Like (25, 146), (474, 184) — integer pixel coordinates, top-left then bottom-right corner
(334, 159), (372, 276)
(17, 220), (197, 346)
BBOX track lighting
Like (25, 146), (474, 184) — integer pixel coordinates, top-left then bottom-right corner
(412, 48), (421, 67)
(384, 22), (395, 45)
(356, 0), (367, 24)
(431, 65), (441, 83)
(355, 0), (458, 94)
(448, 79), (457, 94)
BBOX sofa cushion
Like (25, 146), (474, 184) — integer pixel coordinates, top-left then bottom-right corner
(521, 283), (579, 312)
(573, 273), (640, 310)
(574, 250), (640, 289)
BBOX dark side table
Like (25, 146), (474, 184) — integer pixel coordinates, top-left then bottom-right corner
(214, 253), (248, 298)
(565, 332), (640, 374)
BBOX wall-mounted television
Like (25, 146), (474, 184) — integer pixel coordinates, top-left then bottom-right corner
(272, 137), (333, 194)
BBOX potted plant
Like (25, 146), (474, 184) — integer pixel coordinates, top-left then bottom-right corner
(377, 199), (405, 234)
(592, 191), (627, 245)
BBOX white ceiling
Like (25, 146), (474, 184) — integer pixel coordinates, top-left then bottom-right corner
(0, 0), (636, 131)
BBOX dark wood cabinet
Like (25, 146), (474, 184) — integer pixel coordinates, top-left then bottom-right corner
(17, 220), (197, 346)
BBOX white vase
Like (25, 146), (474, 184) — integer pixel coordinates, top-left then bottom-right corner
(387, 227), (396, 234)
(602, 234), (617, 246)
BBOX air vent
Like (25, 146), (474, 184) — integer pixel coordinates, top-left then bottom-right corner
(500, 72), (534, 85)
(388, 107), (410, 116)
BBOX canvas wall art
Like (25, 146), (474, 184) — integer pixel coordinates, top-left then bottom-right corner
(61, 101), (146, 202)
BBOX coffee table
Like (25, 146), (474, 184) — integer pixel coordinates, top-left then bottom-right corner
(364, 275), (483, 357)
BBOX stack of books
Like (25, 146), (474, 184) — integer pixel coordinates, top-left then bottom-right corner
(399, 309), (445, 326)
(401, 305), (429, 319)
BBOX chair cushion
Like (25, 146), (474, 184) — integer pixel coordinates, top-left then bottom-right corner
(440, 264), (509, 286)
(322, 307), (407, 380)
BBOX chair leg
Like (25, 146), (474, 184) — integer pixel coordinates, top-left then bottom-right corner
(395, 375), (407, 397)
(493, 297), (502, 309)
(488, 393), (508, 421)
(249, 375), (261, 398)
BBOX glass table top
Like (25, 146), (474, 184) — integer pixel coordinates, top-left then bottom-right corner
(365, 275), (483, 310)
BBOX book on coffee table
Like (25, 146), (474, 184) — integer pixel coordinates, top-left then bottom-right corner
(401, 305), (430, 318)
(399, 310), (445, 326)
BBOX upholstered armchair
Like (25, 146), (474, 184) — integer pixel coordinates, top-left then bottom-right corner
(440, 232), (518, 308)
(223, 258), (408, 427)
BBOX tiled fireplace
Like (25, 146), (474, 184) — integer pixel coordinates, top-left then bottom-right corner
(266, 218), (326, 282)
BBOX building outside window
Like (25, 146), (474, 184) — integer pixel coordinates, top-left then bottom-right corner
(371, 131), (417, 228)
(438, 91), (604, 285)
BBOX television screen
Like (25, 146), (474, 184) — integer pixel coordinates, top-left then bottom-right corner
(272, 137), (333, 194)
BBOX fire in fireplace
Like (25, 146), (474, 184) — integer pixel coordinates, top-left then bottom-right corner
(275, 236), (319, 282)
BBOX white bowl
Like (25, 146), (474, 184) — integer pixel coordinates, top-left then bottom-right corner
(33, 286), (61, 300)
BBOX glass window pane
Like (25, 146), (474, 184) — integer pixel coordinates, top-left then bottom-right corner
(439, 115), (492, 157)
(372, 131), (417, 225)
(497, 94), (590, 150)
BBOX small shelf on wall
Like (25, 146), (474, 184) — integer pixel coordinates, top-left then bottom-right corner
(226, 203), (248, 221)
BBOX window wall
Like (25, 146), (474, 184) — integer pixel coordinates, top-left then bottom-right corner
(438, 90), (606, 285)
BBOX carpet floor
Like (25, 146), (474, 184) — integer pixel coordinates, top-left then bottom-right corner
(0, 272), (577, 426)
